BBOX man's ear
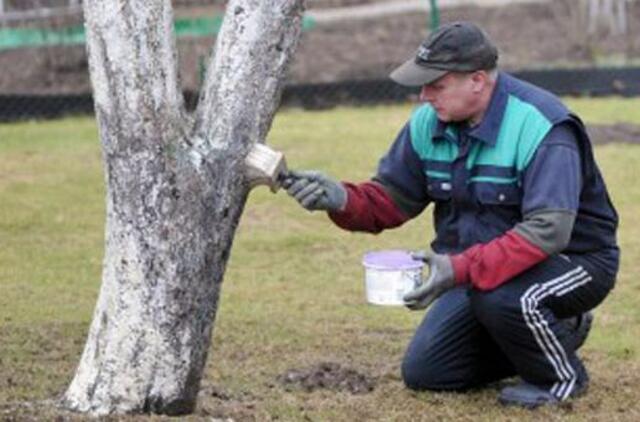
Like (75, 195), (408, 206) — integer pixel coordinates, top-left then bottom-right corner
(471, 71), (488, 93)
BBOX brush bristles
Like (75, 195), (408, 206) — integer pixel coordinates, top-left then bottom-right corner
(245, 143), (288, 192)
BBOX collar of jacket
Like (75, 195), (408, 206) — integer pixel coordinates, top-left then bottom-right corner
(431, 71), (507, 147)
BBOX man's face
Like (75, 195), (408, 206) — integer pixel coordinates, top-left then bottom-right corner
(419, 72), (481, 123)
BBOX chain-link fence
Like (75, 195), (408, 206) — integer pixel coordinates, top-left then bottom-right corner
(1, 0), (640, 121)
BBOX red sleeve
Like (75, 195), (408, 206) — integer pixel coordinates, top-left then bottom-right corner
(328, 181), (410, 233)
(450, 230), (548, 291)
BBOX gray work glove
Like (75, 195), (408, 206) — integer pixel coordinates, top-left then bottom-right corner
(281, 170), (347, 212)
(403, 250), (456, 310)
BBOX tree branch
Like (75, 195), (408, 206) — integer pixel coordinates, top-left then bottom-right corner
(84, 0), (185, 150)
(194, 0), (304, 155)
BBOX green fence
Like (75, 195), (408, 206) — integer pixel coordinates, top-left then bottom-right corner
(0, 15), (317, 51)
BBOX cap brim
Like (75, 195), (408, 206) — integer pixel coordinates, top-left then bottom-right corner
(390, 60), (448, 87)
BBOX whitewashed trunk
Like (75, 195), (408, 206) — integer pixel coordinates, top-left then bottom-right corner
(62, 0), (303, 416)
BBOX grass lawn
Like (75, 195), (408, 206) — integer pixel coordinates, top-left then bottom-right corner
(1, 98), (639, 421)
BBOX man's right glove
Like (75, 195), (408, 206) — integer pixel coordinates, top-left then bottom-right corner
(403, 250), (456, 310)
(281, 170), (347, 212)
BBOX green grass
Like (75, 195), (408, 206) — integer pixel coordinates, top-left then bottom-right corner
(1, 99), (640, 421)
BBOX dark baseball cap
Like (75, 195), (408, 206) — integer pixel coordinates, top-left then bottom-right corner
(390, 21), (498, 87)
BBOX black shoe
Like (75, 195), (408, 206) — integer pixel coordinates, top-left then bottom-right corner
(498, 357), (589, 408)
(499, 382), (559, 408)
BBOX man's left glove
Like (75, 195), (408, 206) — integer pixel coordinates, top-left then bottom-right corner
(282, 170), (347, 212)
(403, 250), (456, 310)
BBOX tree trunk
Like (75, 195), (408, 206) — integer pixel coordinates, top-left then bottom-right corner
(62, 0), (303, 416)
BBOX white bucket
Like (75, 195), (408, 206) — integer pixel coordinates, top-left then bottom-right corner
(362, 250), (424, 306)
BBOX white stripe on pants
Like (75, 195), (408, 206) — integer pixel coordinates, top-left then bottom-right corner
(520, 266), (592, 400)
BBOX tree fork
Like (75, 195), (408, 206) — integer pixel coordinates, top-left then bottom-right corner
(62, 0), (304, 415)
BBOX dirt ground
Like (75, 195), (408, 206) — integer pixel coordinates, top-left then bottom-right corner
(289, 1), (640, 86)
(587, 123), (640, 145)
(277, 362), (376, 394)
(2, 332), (639, 421)
(1, 1), (639, 95)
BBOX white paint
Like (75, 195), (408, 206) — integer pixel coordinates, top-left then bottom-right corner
(66, 0), (304, 415)
(187, 134), (227, 170)
(197, 0), (303, 148)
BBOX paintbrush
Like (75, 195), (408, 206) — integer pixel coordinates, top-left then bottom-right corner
(244, 143), (288, 192)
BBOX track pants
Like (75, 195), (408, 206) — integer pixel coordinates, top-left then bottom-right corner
(401, 254), (615, 400)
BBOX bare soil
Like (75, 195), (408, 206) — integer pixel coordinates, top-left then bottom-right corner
(588, 123), (640, 145)
(277, 361), (376, 394)
(290, 1), (640, 85)
(197, 384), (260, 421)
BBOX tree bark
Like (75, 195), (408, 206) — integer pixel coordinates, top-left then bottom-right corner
(62, 0), (303, 416)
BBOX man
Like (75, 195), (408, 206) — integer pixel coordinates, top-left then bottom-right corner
(282, 21), (618, 408)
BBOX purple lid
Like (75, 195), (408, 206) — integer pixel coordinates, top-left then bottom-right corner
(362, 250), (424, 270)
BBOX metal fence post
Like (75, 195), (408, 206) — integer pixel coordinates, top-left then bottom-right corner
(429, 0), (440, 30)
